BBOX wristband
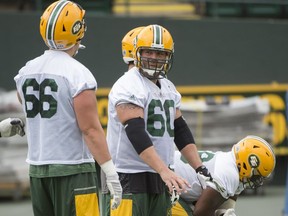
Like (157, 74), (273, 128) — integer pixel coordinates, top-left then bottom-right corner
(100, 159), (117, 177)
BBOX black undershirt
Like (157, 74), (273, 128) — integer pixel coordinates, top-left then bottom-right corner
(118, 172), (166, 194)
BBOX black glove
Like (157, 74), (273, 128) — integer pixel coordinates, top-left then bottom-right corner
(196, 165), (213, 189)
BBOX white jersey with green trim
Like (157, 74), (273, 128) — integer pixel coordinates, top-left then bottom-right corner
(107, 67), (181, 173)
(14, 50), (97, 165)
(174, 150), (244, 202)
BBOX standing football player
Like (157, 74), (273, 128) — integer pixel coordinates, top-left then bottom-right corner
(103, 24), (212, 215)
(14, 1), (122, 215)
(121, 26), (145, 70)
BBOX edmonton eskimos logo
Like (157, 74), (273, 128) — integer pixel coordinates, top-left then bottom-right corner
(72, 21), (82, 34)
(248, 154), (259, 168)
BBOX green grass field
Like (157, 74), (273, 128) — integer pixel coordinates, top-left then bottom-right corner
(0, 186), (285, 216)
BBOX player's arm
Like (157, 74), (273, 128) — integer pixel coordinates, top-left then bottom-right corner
(193, 187), (227, 216)
(16, 91), (22, 104)
(74, 89), (111, 164)
(116, 103), (190, 193)
(74, 89), (122, 209)
(215, 196), (237, 216)
(174, 109), (201, 168)
(0, 91), (25, 137)
(174, 108), (212, 188)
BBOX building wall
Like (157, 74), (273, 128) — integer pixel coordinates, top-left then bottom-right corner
(1, 12), (288, 90)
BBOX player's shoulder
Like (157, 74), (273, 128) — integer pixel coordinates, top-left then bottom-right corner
(46, 50), (89, 70)
(163, 77), (175, 86)
(113, 67), (143, 88)
(208, 151), (240, 198)
(214, 151), (239, 180)
(64, 54), (89, 71)
(160, 78), (179, 95)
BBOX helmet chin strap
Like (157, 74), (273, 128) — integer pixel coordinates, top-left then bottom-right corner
(73, 44), (86, 57)
(79, 44), (86, 49)
(158, 71), (167, 79)
(140, 68), (166, 80)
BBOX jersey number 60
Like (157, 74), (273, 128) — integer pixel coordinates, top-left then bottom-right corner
(147, 99), (175, 137)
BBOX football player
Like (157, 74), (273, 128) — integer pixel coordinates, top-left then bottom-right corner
(0, 117), (25, 137)
(103, 24), (212, 216)
(14, 1), (122, 215)
(121, 26), (145, 69)
(172, 135), (276, 216)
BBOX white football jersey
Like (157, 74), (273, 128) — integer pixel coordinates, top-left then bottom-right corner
(14, 50), (97, 165)
(107, 67), (181, 173)
(174, 150), (244, 202)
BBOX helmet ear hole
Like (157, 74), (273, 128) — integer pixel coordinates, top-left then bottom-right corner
(242, 162), (247, 171)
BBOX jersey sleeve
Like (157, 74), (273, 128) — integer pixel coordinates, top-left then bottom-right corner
(207, 159), (240, 199)
(68, 64), (97, 98)
(109, 73), (147, 108)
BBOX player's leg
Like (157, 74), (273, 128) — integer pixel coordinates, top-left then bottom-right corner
(111, 193), (170, 216)
(30, 177), (55, 216)
(171, 198), (193, 216)
(102, 193), (111, 216)
(103, 191), (170, 216)
(54, 172), (100, 216)
(148, 191), (171, 216)
(102, 193), (133, 216)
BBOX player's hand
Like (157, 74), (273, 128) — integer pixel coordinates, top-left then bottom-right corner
(196, 165), (213, 189)
(160, 167), (190, 195)
(106, 173), (123, 210)
(223, 208), (236, 216)
(0, 118), (25, 137)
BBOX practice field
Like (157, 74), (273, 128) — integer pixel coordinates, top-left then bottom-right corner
(0, 186), (285, 216)
(236, 186), (285, 216)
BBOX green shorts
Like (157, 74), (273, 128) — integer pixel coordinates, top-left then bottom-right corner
(171, 198), (194, 216)
(29, 163), (100, 216)
(102, 192), (171, 216)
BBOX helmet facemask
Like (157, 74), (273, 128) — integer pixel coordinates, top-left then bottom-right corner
(133, 24), (174, 79)
(241, 169), (265, 189)
(136, 47), (173, 80)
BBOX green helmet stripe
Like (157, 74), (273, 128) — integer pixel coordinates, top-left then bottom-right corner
(46, 0), (68, 49)
(152, 25), (163, 48)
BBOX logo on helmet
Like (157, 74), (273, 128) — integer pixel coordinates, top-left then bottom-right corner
(72, 21), (82, 35)
(249, 154), (259, 168)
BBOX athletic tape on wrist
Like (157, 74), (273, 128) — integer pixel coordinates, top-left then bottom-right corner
(100, 159), (117, 177)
